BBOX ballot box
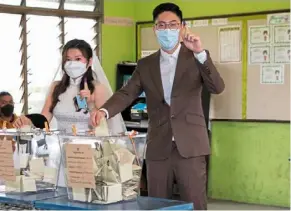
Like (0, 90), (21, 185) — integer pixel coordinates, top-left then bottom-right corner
(59, 132), (146, 204)
(0, 128), (61, 194)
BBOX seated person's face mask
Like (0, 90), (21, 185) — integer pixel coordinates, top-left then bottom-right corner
(64, 61), (87, 79)
(0, 104), (14, 117)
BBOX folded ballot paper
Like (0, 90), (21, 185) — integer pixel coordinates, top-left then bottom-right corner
(94, 118), (109, 136)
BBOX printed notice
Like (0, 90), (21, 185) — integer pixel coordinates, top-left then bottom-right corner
(219, 26), (241, 63)
(192, 19), (208, 27)
(273, 45), (290, 64)
(249, 46), (271, 65)
(0, 137), (15, 181)
(260, 64), (284, 84)
(267, 13), (290, 25)
(273, 25), (290, 43)
(65, 144), (95, 188)
(249, 26), (271, 45)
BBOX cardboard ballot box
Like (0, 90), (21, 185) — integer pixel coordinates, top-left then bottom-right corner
(59, 133), (146, 204)
(0, 128), (61, 194)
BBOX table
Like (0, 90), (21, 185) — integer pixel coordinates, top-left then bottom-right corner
(34, 196), (194, 210)
(0, 187), (67, 209)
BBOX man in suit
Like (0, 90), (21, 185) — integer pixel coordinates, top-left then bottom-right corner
(91, 3), (225, 210)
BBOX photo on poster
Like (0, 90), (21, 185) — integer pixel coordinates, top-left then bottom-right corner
(273, 25), (290, 43)
(260, 64), (284, 84)
(249, 26), (271, 45)
(249, 46), (271, 65)
(273, 45), (290, 64)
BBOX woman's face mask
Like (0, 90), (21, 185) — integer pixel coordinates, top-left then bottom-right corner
(0, 104), (14, 117)
(64, 61), (87, 79)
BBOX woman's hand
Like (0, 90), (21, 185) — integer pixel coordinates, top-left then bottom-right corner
(80, 89), (93, 103)
(13, 115), (33, 128)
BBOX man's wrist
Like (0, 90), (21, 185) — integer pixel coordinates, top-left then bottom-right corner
(99, 108), (109, 119)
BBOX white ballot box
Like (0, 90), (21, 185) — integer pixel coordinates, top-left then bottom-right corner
(0, 128), (61, 193)
(59, 133), (146, 204)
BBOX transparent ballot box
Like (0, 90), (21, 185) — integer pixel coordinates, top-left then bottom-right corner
(59, 133), (146, 204)
(0, 128), (61, 194)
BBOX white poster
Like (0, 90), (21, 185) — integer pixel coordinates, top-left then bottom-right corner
(249, 26), (271, 45)
(273, 25), (290, 43)
(249, 46), (271, 65)
(212, 18), (228, 26)
(141, 50), (156, 58)
(273, 45), (290, 64)
(267, 13), (290, 25)
(219, 25), (241, 63)
(192, 19), (208, 27)
(260, 64), (284, 84)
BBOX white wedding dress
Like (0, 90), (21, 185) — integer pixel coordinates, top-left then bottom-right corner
(53, 77), (91, 133)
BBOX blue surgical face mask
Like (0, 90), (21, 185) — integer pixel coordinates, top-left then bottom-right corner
(156, 29), (180, 51)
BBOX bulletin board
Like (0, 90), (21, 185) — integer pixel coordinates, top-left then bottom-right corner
(136, 10), (290, 121)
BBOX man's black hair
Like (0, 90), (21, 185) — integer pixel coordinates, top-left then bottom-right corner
(0, 91), (11, 98)
(153, 3), (183, 22)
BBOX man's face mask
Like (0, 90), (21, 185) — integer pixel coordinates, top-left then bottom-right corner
(1, 104), (14, 117)
(155, 29), (180, 51)
(64, 61), (87, 79)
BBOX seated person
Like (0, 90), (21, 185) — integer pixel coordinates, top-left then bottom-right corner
(0, 91), (48, 129)
(0, 91), (17, 129)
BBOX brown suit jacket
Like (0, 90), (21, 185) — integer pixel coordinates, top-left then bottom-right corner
(102, 44), (225, 161)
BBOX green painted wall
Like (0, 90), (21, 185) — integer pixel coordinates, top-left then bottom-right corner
(102, 0), (136, 91)
(134, 0), (290, 21)
(209, 122), (290, 207)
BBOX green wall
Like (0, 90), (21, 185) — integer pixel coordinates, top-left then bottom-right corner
(209, 122), (290, 207)
(134, 0), (290, 21)
(102, 0), (136, 91)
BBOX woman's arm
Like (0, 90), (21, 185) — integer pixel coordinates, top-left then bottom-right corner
(41, 81), (59, 123)
(92, 83), (108, 110)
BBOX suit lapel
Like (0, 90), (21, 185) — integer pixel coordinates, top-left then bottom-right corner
(172, 44), (193, 95)
(149, 50), (164, 99)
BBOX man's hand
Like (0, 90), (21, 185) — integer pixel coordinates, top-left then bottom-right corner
(182, 26), (203, 53)
(13, 115), (32, 128)
(90, 109), (106, 127)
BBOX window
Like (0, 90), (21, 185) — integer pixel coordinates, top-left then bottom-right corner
(0, 13), (23, 115)
(0, 0), (21, 6)
(64, 17), (97, 50)
(26, 0), (60, 9)
(26, 15), (61, 113)
(64, 0), (95, 12)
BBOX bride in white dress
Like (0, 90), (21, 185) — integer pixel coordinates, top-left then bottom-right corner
(14, 39), (125, 134)
(13, 39), (126, 187)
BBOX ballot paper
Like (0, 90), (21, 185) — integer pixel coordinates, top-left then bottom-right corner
(94, 118), (109, 136)
(43, 167), (57, 185)
(29, 158), (45, 177)
(21, 176), (37, 192)
(72, 188), (87, 202)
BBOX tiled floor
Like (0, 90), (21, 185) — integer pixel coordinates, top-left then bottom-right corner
(208, 199), (289, 210)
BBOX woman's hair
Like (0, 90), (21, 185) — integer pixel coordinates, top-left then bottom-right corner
(50, 39), (95, 113)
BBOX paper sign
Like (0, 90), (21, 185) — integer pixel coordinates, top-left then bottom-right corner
(192, 19), (208, 27)
(267, 13), (290, 25)
(0, 137), (15, 181)
(65, 144), (95, 188)
(273, 45), (290, 64)
(249, 25), (271, 45)
(212, 18), (228, 26)
(104, 17), (134, 27)
(260, 64), (284, 84)
(273, 25), (290, 43)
